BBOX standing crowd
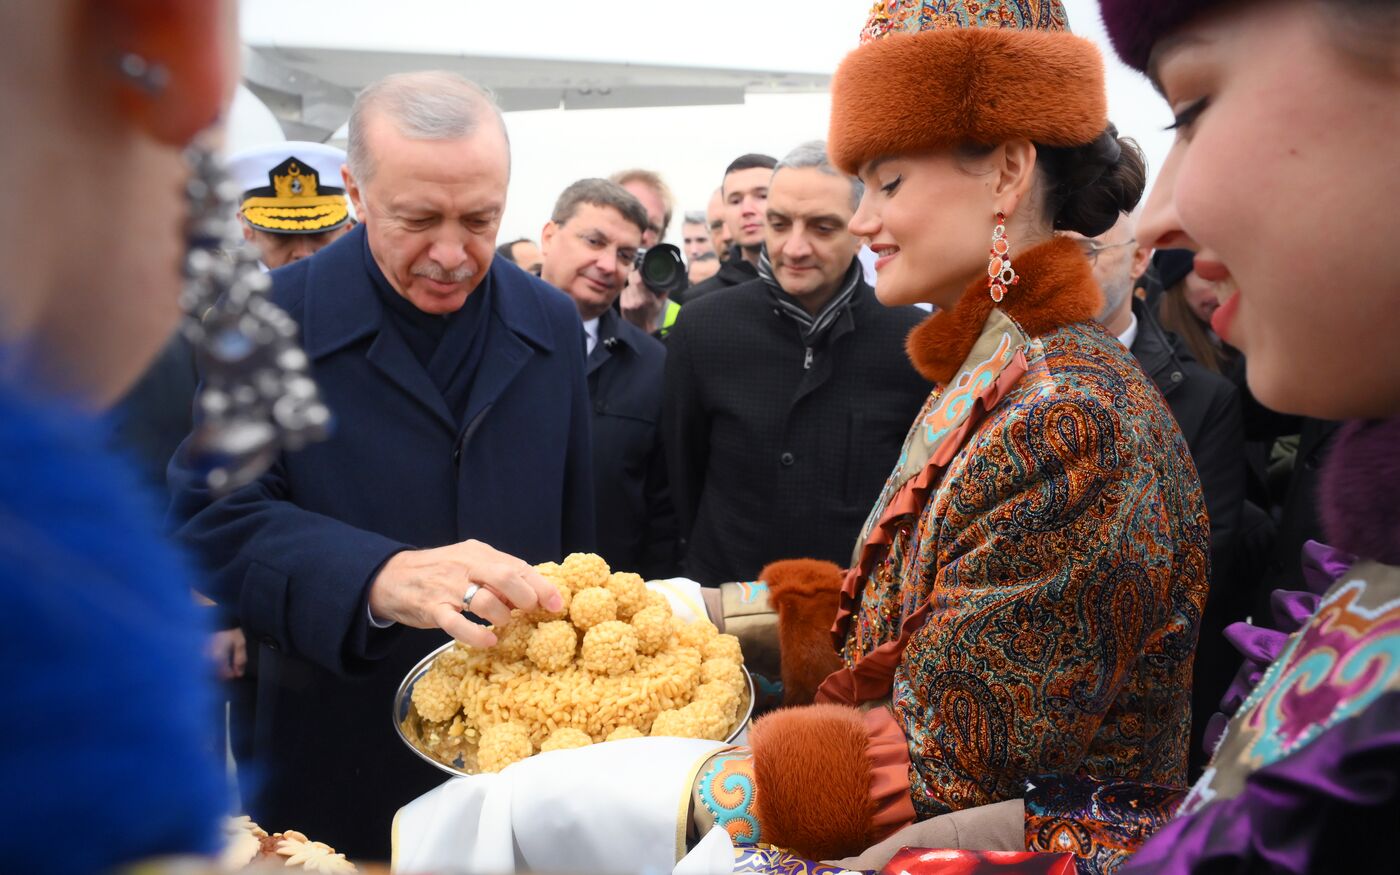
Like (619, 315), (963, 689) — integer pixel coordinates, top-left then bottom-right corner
(2, 0), (1398, 873)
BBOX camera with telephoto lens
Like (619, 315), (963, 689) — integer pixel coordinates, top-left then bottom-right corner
(633, 243), (689, 297)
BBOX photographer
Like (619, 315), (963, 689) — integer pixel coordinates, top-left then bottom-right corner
(610, 169), (685, 337)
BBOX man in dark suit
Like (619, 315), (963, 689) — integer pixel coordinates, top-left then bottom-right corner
(168, 72), (592, 859)
(539, 179), (679, 579)
(664, 141), (930, 585)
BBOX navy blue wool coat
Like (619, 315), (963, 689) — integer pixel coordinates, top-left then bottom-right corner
(168, 225), (595, 859)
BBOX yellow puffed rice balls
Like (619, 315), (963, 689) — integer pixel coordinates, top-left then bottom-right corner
(606, 572), (649, 620)
(580, 620), (639, 676)
(478, 723), (534, 772)
(630, 605), (671, 656)
(490, 611), (534, 662)
(651, 700), (729, 740)
(702, 633), (743, 664)
(692, 681), (741, 722)
(569, 586), (617, 630)
(407, 554), (749, 772)
(560, 552), (611, 590)
(674, 618), (719, 650)
(539, 727), (594, 752)
(531, 561), (575, 621)
(642, 590), (672, 615)
(606, 725), (644, 741)
(701, 657), (747, 695)
(434, 643), (485, 679)
(411, 667), (461, 723)
(526, 621), (577, 671)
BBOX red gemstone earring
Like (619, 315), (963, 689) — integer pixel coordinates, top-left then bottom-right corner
(987, 212), (1019, 304)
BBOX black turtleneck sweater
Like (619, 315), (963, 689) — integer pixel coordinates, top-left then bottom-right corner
(363, 235), (492, 426)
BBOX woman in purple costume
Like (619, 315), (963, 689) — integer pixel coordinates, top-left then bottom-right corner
(1095, 0), (1400, 872)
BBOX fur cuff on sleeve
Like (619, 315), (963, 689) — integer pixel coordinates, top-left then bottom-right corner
(762, 559), (845, 705)
(750, 704), (915, 860)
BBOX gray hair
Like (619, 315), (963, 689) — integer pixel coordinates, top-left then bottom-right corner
(682, 211), (707, 226)
(550, 178), (650, 237)
(347, 71), (508, 182)
(774, 140), (864, 212)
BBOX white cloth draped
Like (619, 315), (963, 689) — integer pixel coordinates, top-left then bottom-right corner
(393, 578), (734, 873)
(393, 737), (729, 873)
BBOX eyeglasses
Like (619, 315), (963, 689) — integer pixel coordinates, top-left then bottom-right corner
(574, 230), (638, 267)
(1075, 238), (1138, 264)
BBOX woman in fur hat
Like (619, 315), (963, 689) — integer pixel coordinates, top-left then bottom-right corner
(398, 2), (1213, 870)
(1087, 1), (1400, 872)
(736, 0), (1213, 861)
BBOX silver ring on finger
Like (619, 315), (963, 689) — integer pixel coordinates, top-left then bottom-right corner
(462, 582), (482, 614)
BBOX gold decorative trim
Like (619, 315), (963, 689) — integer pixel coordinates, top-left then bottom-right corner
(242, 200), (349, 232)
(677, 745), (737, 861)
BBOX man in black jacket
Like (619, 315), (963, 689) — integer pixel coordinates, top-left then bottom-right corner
(677, 154), (776, 305)
(664, 141), (929, 585)
(1078, 213), (1248, 777)
(540, 178), (679, 578)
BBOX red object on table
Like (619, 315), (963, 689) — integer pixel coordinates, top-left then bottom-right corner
(881, 847), (1076, 874)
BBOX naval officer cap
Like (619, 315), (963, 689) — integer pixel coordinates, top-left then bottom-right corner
(226, 141), (351, 234)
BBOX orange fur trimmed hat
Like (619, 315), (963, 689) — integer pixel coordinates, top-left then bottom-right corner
(829, 0), (1108, 175)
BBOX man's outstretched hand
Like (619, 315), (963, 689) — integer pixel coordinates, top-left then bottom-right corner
(368, 540), (563, 648)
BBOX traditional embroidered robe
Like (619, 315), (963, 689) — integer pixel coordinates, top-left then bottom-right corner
(751, 238), (1211, 857)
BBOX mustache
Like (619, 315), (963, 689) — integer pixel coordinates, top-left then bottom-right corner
(413, 263), (474, 283)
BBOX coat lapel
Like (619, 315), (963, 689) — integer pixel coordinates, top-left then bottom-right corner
(300, 233), (565, 441)
(366, 327), (456, 433)
(586, 309), (624, 378)
(459, 259), (563, 435)
(299, 226), (456, 434)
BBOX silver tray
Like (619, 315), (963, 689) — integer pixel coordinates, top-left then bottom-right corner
(393, 639), (756, 777)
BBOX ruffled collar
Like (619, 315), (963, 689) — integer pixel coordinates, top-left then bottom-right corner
(905, 236), (1102, 385)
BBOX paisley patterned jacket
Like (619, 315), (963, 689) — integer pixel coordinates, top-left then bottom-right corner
(838, 239), (1210, 819)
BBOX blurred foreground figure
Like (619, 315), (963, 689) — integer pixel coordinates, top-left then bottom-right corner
(0, 2), (240, 872)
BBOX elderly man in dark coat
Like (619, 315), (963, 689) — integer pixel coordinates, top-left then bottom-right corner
(664, 141), (929, 585)
(539, 179), (678, 579)
(168, 72), (593, 859)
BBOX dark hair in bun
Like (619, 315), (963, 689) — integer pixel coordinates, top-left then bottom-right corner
(1037, 124), (1147, 237)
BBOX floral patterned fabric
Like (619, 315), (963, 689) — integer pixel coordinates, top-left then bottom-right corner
(1025, 775), (1186, 874)
(861, 0), (1070, 43)
(840, 316), (1210, 821)
(732, 844), (874, 874)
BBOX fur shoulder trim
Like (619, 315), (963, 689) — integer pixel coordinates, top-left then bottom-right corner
(906, 236), (1101, 385)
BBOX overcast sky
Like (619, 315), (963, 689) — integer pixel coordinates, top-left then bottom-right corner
(237, 0), (1173, 244)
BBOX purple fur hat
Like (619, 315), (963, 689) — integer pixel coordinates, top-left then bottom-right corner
(1099, 0), (1222, 72)
(1319, 416), (1400, 568)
